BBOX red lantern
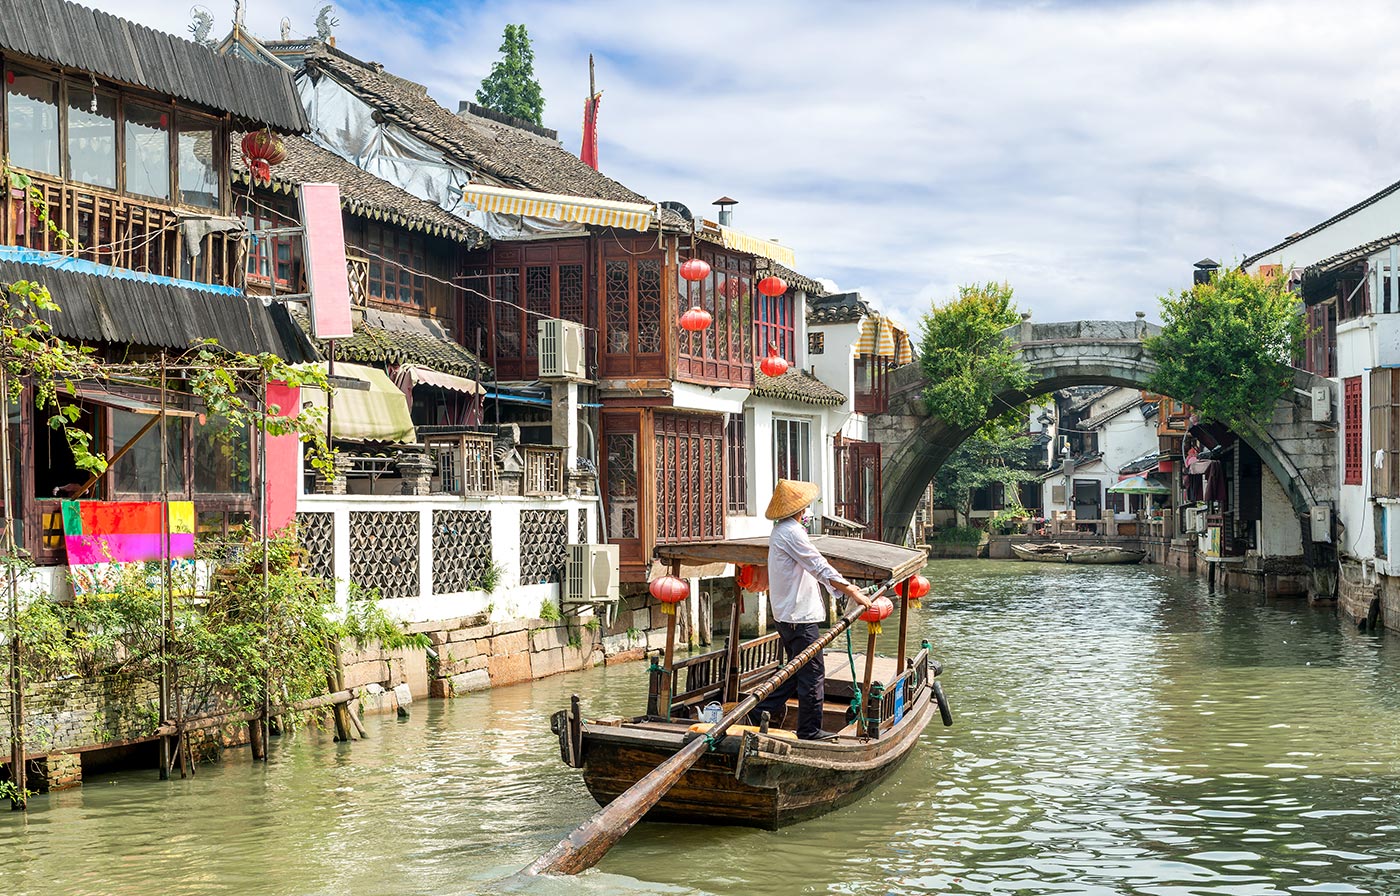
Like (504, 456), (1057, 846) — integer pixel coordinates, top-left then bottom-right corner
(241, 129), (287, 185)
(895, 574), (931, 609)
(736, 564), (769, 593)
(680, 305), (712, 332)
(649, 575), (689, 615)
(757, 275), (787, 297)
(715, 277), (745, 300)
(759, 343), (789, 378)
(861, 596), (894, 635)
(679, 258), (711, 282)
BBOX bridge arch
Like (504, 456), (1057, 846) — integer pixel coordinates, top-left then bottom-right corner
(873, 320), (1337, 546)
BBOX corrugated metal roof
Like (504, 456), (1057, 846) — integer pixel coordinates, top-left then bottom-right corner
(0, 0), (307, 132)
(1, 257), (316, 360)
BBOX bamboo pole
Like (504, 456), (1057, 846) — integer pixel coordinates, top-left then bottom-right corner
(861, 626), (878, 735)
(1, 365), (26, 809)
(154, 686), (368, 737)
(896, 577), (912, 671)
(255, 368), (271, 761)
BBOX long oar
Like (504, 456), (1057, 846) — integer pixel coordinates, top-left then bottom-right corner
(524, 590), (880, 877)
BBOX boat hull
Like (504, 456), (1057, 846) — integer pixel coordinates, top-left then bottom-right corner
(577, 683), (936, 829)
(1011, 543), (1145, 564)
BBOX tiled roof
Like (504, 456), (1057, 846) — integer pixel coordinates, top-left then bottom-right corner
(1241, 179), (1400, 269)
(1305, 231), (1400, 275)
(234, 134), (489, 246)
(807, 291), (871, 324)
(0, 0), (307, 132)
(751, 364), (846, 406)
(764, 260), (828, 297)
(302, 47), (649, 204)
(295, 309), (491, 380)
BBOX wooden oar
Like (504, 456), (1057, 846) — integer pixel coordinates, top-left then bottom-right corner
(524, 590), (880, 877)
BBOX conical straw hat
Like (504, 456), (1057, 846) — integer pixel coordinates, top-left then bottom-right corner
(766, 479), (821, 520)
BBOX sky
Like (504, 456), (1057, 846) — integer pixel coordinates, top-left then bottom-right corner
(99, 0), (1400, 327)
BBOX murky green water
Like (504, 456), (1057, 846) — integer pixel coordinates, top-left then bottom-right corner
(3, 561), (1399, 895)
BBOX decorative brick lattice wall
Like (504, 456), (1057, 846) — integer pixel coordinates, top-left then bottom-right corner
(349, 510), (419, 599)
(519, 509), (569, 585)
(431, 509), (492, 594)
(577, 508), (588, 545)
(295, 511), (336, 583)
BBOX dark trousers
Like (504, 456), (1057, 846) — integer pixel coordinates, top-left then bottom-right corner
(752, 621), (825, 739)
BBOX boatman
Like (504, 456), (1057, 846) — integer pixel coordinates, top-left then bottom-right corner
(753, 479), (873, 740)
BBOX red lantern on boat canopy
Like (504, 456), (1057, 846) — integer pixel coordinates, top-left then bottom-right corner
(861, 596), (894, 636)
(759, 343), (789, 378)
(895, 574), (931, 609)
(736, 564), (769, 593)
(649, 575), (689, 615)
(241, 129), (287, 185)
(680, 305), (713, 332)
(679, 258), (711, 282)
(757, 275), (787, 297)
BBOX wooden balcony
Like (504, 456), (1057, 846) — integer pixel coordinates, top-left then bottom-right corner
(4, 172), (240, 286)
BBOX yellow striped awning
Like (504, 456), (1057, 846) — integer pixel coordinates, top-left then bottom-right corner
(458, 183), (657, 232)
(719, 226), (797, 267)
(856, 314), (913, 363)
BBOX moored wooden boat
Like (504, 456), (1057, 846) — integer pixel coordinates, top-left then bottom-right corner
(1011, 542), (1146, 564)
(549, 536), (952, 831)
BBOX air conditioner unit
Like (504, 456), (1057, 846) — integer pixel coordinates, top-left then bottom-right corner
(1183, 506), (1205, 534)
(1310, 385), (1333, 423)
(565, 543), (619, 603)
(538, 318), (585, 380)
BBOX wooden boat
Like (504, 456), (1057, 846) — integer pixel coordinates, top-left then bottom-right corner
(549, 536), (952, 830)
(1011, 542), (1146, 564)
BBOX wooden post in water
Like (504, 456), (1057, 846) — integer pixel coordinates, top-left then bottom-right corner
(158, 354), (173, 780)
(658, 561), (682, 720)
(722, 588), (743, 705)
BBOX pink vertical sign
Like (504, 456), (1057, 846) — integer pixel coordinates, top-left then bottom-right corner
(298, 183), (354, 339)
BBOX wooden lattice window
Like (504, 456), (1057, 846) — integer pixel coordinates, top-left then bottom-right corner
(755, 291), (796, 362)
(604, 413), (642, 543)
(1345, 375), (1363, 485)
(491, 241), (588, 380)
(854, 353), (891, 414)
(654, 412), (725, 543)
(523, 446), (566, 495)
(496, 265), (522, 361)
(726, 413), (747, 515)
(1372, 369), (1400, 498)
(677, 247), (753, 385)
(363, 222), (426, 309)
(599, 237), (665, 378)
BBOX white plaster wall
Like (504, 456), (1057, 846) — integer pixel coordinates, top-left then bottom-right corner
(1099, 412), (1159, 472)
(296, 492), (595, 624)
(1336, 318), (1376, 562)
(670, 382), (748, 415)
(1257, 464), (1304, 558)
(809, 321), (860, 411)
(1244, 185), (1400, 274)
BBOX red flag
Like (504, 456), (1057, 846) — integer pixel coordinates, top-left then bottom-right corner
(580, 92), (600, 170)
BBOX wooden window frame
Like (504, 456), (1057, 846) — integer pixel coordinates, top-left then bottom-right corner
(772, 416), (812, 484)
(677, 245), (753, 386)
(755, 290), (796, 363)
(361, 221), (428, 311)
(853, 353), (891, 415)
(244, 194), (301, 289)
(654, 412), (725, 544)
(726, 412), (747, 516)
(599, 236), (664, 381)
(1371, 369), (1400, 497)
(492, 240), (592, 381)
(1345, 375), (1363, 485)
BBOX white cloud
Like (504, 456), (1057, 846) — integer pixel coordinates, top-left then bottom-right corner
(102, 0), (1400, 325)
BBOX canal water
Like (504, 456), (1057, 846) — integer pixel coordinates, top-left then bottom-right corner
(3, 561), (1399, 896)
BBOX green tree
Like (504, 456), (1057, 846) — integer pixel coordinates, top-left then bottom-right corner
(476, 24), (545, 126)
(934, 420), (1036, 526)
(1144, 267), (1303, 428)
(918, 282), (1034, 429)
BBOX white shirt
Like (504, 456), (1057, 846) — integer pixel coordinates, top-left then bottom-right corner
(767, 518), (850, 624)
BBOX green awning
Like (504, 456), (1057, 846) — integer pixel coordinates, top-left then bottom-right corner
(301, 362), (417, 443)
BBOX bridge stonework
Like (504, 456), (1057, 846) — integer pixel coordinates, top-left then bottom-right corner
(872, 320), (1338, 555)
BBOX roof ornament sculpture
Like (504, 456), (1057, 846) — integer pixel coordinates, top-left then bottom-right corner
(188, 6), (215, 47)
(315, 5), (340, 40)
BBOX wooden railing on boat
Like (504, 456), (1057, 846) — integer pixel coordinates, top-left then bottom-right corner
(863, 644), (931, 735)
(651, 632), (784, 714)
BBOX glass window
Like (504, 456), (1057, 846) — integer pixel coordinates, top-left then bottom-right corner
(124, 103), (171, 199)
(6, 70), (60, 175)
(66, 85), (117, 189)
(193, 416), (251, 494)
(773, 417), (811, 483)
(112, 410), (185, 494)
(177, 113), (220, 208)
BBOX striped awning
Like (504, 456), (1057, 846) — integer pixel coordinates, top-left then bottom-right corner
(457, 183), (657, 232)
(856, 314), (913, 363)
(719, 226), (796, 267)
(300, 362), (417, 443)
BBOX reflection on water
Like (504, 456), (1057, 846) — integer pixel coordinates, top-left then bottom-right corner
(2, 561), (1398, 895)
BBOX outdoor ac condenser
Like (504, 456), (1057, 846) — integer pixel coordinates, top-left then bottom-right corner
(565, 543), (620, 603)
(538, 318), (585, 380)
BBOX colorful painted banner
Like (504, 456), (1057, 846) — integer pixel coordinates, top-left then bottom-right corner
(61, 501), (196, 598)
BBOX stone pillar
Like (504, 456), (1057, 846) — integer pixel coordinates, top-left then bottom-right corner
(1019, 311), (1033, 344)
(396, 451), (434, 496)
(1135, 310), (1147, 339)
(551, 381), (580, 471)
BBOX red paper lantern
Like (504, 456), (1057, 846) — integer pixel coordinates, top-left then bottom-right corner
(757, 275), (787, 297)
(649, 575), (689, 615)
(860, 596), (894, 635)
(1157, 459), (1174, 473)
(895, 574), (931, 609)
(715, 277), (745, 300)
(680, 305), (712, 332)
(736, 564), (769, 593)
(759, 343), (789, 378)
(241, 129), (287, 185)
(679, 258), (711, 282)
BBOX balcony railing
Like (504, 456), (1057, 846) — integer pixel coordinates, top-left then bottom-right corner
(5, 172), (240, 286)
(523, 446), (566, 496)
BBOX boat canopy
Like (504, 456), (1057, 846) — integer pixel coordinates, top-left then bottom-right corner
(654, 536), (927, 583)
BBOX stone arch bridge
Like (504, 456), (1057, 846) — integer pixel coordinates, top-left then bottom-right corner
(871, 318), (1337, 547)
